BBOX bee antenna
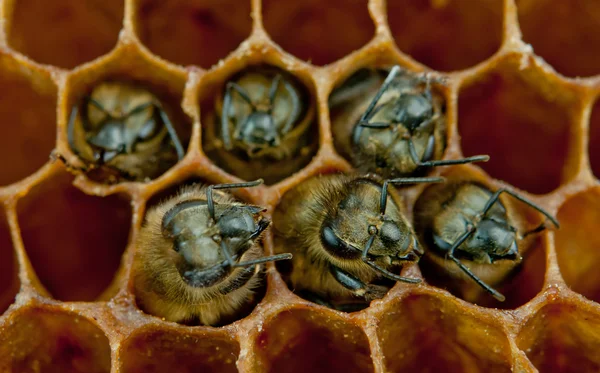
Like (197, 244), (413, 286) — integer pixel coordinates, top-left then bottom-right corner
(380, 177), (445, 215)
(358, 65), (401, 127)
(360, 231), (421, 284)
(206, 179), (264, 221)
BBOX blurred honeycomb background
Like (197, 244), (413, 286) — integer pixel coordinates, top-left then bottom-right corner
(0, 0), (599, 372)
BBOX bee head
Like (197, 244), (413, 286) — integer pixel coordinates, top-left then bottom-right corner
(67, 82), (185, 176)
(160, 180), (290, 288)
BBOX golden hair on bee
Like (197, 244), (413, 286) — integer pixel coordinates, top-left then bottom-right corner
(329, 65), (488, 179)
(132, 179), (291, 325)
(414, 180), (559, 302)
(52, 81), (186, 183)
(273, 173), (443, 311)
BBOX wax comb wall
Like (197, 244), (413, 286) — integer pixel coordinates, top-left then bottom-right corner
(0, 0), (599, 372)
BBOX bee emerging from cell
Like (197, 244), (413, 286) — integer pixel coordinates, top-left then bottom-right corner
(52, 82), (186, 183)
(330, 65), (488, 178)
(274, 173), (443, 311)
(414, 179), (560, 302)
(133, 179), (292, 326)
(204, 65), (317, 184)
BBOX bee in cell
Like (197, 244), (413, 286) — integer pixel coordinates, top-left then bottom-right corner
(133, 179), (291, 325)
(329, 65), (488, 178)
(52, 82), (186, 183)
(414, 180), (559, 302)
(273, 173), (443, 310)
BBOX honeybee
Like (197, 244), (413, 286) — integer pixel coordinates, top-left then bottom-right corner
(132, 179), (292, 325)
(329, 66), (488, 178)
(204, 66), (317, 184)
(273, 173), (443, 310)
(414, 180), (560, 302)
(52, 82), (186, 183)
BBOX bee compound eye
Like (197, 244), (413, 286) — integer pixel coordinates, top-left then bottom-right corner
(320, 224), (360, 259)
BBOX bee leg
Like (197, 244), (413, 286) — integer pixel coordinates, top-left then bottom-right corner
(222, 82), (254, 150)
(482, 189), (560, 232)
(406, 136), (489, 168)
(329, 264), (386, 300)
(155, 103), (185, 160)
(50, 150), (92, 174)
(446, 228), (506, 302)
(296, 290), (336, 308)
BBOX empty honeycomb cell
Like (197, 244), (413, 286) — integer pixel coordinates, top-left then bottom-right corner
(517, 0), (600, 78)
(0, 208), (19, 314)
(589, 99), (600, 179)
(5, 0), (123, 69)
(0, 307), (111, 373)
(200, 64), (319, 184)
(120, 327), (239, 373)
(517, 301), (600, 373)
(0, 56), (57, 186)
(262, 0), (375, 65)
(17, 169), (131, 301)
(458, 60), (573, 194)
(134, 0), (252, 68)
(555, 189), (600, 303)
(252, 307), (374, 373)
(387, 0), (503, 72)
(377, 293), (513, 372)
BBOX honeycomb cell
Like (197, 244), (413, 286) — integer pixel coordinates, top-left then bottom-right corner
(200, 64), (319, 184)
(517, 302), (600, 373)
(5, 0), (123, 69)
(387, 0), (503, 72)
(0, 307), (111, 373)
(589, 99), (600, 179)
(62, 52), (192, 183)
(0, 208), (19, 314)
(377, 293), (513, 372)
(517, 0), (600, 78)
(134, 0), (252, 68)
(17, 169), (131, 301)
(120, 328), (239, 373)
(0, 57), (57, 186)
(555, 189), (600, 303)
(134, 177), (272, 326)
(262, 0), (375, 65)
(458, 62), (573, 194)
(253, 308), (374, 373)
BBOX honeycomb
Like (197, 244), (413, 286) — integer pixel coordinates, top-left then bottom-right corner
(0, 0), (599, 372)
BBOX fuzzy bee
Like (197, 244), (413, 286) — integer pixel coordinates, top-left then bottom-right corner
(330, 66), (488, 178)
(204, 66), (316, 184)
(133, 179), (291, 325)
(52, 82), (186, 183)
(273, 173), (442, 310)
(414, 180), (560, 302)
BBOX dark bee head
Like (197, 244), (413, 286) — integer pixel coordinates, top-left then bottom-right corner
(160, 180), (290, 288)
(349, 66), (487, 178)
(417, 181), (560, 301)
(220, 68), (305, 157)
(319, 176), (443, 284)
(430, 184), (519, 264)
(67, 82), (185, 180)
